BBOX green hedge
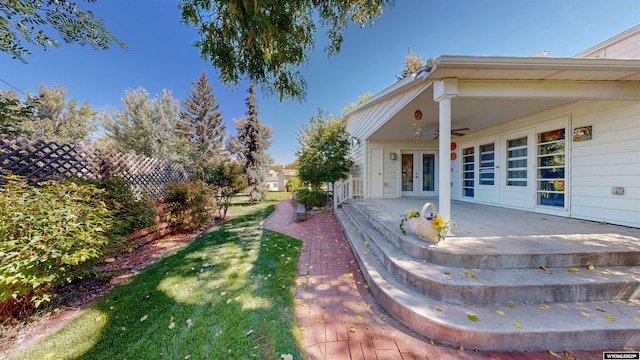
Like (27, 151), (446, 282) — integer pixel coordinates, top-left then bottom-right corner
(294, 188), (329, 208)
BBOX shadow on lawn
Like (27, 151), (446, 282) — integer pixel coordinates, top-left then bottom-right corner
(14, 203), (305, 360)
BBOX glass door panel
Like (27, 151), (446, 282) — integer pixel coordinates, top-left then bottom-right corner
(401, 154), (414, 191)
(462, 147), (474, 197)
(536, 129), (565, 207)
(479, 143), (495, 186)
(422, 154), (435, 192)
(506, 137), (527, 187)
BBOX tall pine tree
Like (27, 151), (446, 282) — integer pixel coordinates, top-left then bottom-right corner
(227, 83), (273, 203)
(178, 71), (226, 168)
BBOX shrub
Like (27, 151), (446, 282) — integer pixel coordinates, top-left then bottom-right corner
(0, 174), (117, 310)
(205, 162), (247, 220)
(285, 176), (303, 192)
(295, 188), (329, 208)
(93, 176), (156, 244)
(166, 181), (216, 231)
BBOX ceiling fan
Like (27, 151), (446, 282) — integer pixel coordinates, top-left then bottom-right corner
(433, 128), (470, 140)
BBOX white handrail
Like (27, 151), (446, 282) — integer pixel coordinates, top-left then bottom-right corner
(333, 175), (363, 209)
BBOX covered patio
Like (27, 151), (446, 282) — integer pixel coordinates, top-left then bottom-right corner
(335, 198), (640, 351)
(352, 197), (640, 259)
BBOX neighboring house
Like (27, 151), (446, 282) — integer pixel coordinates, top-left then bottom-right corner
(265, 175), (279, 191)
(341, 24), (640, 228)
(278, 168), (298, 192)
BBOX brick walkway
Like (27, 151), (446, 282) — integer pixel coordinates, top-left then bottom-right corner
(262, 198), (607, 360)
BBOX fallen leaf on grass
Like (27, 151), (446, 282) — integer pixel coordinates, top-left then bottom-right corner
(280, 355), (293, 360)
(140, 315), (148, 322)
(169, 316), (175, 329)
(186, 319), (193, 328)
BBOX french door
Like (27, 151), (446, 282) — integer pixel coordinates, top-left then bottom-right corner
(401, 151), (437, 196)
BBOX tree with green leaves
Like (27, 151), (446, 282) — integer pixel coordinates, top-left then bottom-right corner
(18, 84), (98, 145)
(100, 87), (180, 161)
(295, 109), (354, 189)
(227, 83), (273, 203)
(179, 0), (393, 101)
(397, 48), (426, 80)
(178, 71), (226, 168)
(0, 89), (35, 136)
(0, 0), (126, 62)
(205, 161), (246, 220)
(342, 91), (373, 114)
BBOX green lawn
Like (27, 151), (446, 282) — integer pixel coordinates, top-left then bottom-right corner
(11, 192), (305, 360)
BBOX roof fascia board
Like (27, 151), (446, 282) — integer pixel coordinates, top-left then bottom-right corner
(344, 78), (431, 118)
(430, 55), (640, 74)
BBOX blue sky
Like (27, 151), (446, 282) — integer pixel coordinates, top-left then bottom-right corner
(1, 0), (639, 165)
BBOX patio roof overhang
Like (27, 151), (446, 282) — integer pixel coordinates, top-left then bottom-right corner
(345, 55), (640, 142)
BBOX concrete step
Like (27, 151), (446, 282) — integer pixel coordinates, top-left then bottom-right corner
(336, 205), (640, 351)
(342, 203), (640, 305)
(347, 202), (640, 269)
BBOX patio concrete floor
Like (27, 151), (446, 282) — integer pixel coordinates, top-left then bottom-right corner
(352, 198), (640, 259)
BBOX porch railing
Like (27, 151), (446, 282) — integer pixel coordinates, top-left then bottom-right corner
(333, 175), (364, 208)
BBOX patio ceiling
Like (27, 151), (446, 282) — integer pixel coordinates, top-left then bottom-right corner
(349, 55), (640, 142)
(368, 86), (573, 141)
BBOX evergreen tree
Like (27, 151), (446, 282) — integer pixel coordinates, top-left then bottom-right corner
(178, 71), (226, 168)
(227, 83), (273, 203)
(397, 48), (426, 80)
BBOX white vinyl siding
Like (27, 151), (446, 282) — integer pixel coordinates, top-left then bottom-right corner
(575, 24), (640, 59)
(570, 101), (640, 227)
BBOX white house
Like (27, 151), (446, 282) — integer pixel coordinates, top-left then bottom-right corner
(341, 24), (640, 228)
(278, 168), (298, 192)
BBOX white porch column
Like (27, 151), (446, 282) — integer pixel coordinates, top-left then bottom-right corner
(433, 79), (458, 220)
(437, 97), (452, 219)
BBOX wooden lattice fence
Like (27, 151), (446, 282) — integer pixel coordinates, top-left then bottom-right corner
(0, 134), (196, 200)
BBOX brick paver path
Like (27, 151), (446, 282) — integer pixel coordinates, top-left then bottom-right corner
(262, 198), (608, 360)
